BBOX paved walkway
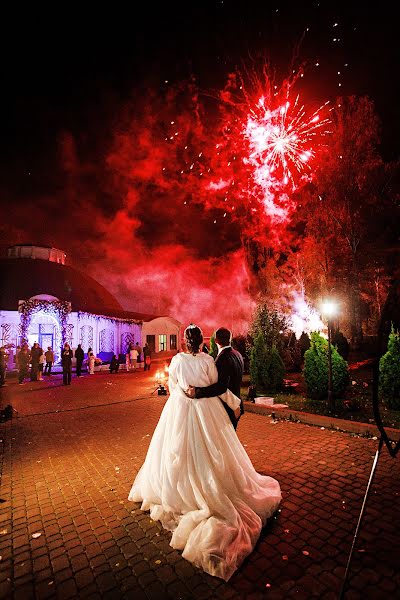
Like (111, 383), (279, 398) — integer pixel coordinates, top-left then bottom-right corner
(0, 370), (399, 599)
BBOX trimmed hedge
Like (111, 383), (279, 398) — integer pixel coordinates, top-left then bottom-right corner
(379, 327), (400, 410)
(250, 332), (285, 392)
(303, 332), (349, 400)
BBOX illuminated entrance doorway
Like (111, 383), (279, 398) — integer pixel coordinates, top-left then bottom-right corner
(27, 312), (60, 359)
(41, 333), (54, 350)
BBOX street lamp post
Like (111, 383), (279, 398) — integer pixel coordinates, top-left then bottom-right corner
(321, 300), (337, 412)
(326, 317), (334, 411)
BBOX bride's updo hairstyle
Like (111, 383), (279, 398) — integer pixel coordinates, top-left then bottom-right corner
(184, 324), (203, 355)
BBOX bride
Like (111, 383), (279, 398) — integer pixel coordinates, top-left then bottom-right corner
(128, 324), (281, 581)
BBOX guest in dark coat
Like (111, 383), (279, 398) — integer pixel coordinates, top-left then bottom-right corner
(61, 343), (73, 385)
(44, 347), (54, 376)
(17, 346), (31, 384)
(135, 342), (143, 363)
(75, 344), (84, 377)
(109, 354), (120, 374)
(30, 342), (42, 381)
(143, 343), (152, 371)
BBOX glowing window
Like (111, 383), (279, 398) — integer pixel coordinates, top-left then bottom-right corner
(159, 335), (167, 352)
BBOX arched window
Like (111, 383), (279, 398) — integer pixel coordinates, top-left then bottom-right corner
(99, 329), (114, 352)
(121, 332), (135, 354)
(80, 325), (94, 350)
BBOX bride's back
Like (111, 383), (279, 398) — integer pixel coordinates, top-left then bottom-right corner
(169, 352), (217, 390)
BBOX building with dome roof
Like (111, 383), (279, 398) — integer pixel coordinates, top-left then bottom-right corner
(0, 245), (182, 362)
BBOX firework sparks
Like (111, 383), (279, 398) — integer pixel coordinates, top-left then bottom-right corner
(243, 94), (331, 220)
(163, 69), (331, 241)
(186, 71), (334, 230)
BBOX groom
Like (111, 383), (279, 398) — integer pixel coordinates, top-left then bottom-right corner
(187, 327), (244, 429)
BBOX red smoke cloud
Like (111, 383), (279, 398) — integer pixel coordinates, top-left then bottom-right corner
(2, 71), (329, 334)
(92, 242), (255, 336)
(88, 203), (253, 335)
(82, 81), (256, 333)
(86, 73), (328, 331)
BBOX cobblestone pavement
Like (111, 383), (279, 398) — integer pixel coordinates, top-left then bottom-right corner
(1, 369), (399, 599)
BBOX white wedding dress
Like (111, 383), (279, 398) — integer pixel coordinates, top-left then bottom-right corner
(128, 352), (281, 581)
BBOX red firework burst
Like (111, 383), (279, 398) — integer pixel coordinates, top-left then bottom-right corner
(244, 94), (331, 190)
(240, 91), (331, 223)
(163, 68), (331, 234)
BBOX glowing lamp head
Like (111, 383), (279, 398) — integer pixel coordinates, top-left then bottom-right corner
(321, 300), (338, 318)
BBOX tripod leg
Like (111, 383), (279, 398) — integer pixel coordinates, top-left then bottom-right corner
(338, 437), (384, 600)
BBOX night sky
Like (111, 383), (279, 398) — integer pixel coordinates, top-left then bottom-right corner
(1, 1), (399, 330)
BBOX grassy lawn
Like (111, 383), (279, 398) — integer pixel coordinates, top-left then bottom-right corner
(240, 358), (400, 430)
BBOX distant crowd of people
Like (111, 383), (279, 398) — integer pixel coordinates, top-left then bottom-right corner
(125, 342), (152, 372)
(0, 341), (152, 387)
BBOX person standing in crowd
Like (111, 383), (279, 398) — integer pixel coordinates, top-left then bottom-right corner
(126, 342), (134, 371)
(129, 344), (138, 371)
(38, 349), (45, 381)
(0, 346), (7, 387)
(109, 354), (120, 374)
(44, 346), (54, 376)
(17, 345), (31, 385)
(61, 343), (73, 385)
(75, 344), (84, 377)
(135, 341), (143, 365)
(126, 343), (132, 371)
(87, 347), (95, 375)
(30, 342), (42, 381)
(143, 343), (152, 371)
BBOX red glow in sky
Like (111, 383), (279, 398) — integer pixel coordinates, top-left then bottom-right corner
(2, 4), (397, 340)
(2, 69), (332, 333)
(90, 73), (332, 330)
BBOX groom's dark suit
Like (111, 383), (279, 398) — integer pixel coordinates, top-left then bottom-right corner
(195, 346), (245, 429)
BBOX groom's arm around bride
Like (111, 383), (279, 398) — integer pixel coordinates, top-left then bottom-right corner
(187, 328), (244, 429)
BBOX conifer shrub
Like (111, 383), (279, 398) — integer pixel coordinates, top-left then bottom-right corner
(267, 346), (286, 391)
(379, 327), (400, 409)
(331, 345), (349, 398)
(250, 333), (285, 392)
(250, 331), (269, 391)
(248, 303), (289, 353)
(303, 332), (349, 400)
(209, 333), (218, 359)
(248, 302), (289, 392)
